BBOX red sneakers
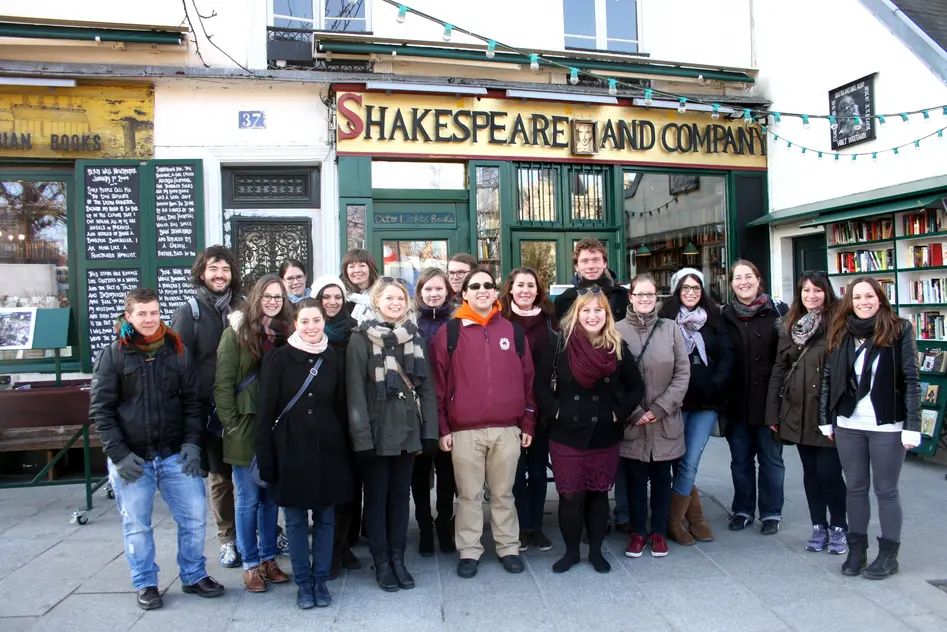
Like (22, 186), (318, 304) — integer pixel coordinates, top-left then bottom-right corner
(649, 534), (669, 557)
(624, 534), (646, 558)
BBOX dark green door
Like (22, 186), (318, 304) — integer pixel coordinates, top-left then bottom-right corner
(511, 230), (619, 289)
(793, 234), (828, 281)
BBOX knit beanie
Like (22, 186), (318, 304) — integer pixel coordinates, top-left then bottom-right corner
(310, 275), (349, 302)
(669, 267), (705, 293)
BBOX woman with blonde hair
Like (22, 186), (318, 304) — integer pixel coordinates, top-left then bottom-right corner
(535, 287), (644, 573)
(347, 278), (438, 592)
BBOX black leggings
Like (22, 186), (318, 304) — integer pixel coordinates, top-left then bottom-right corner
(558, 490), (609, 561)
(796, 444), (847, 530)
(411, 450), (455, 529)
(362, 453), (415, 558)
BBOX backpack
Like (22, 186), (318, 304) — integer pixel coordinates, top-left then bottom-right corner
(445, 318), (525, 368)
(187, 296), (201, 342)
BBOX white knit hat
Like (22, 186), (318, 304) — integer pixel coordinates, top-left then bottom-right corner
(310, 275), (349, 302)
(668, 267), (705, 293)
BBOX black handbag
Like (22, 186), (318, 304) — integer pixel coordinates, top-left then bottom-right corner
(206, 371), (258, 438)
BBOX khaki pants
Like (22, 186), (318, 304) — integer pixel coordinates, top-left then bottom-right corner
(208, 472), (235, 545)
(451, 426), (522, 560)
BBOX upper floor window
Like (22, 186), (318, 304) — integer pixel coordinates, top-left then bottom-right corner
(564, 0), (638, 54)
(271, 0), (369, 32)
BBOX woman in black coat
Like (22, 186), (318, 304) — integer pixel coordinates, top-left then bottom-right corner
(658, 268), (733, 546)
(256, 299), (353, 610)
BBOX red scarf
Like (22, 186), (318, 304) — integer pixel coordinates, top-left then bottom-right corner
(568, 330), (617, 389)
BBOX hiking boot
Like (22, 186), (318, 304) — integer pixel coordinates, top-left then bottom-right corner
(532, 530), (553, 552)
(624, 534), (646, 558)
(863, 537), (900, 580)
(649, 534), (669, 558)
(668, 493), (696, 546)
(261, 558), (290, 583)
(761, 519), (780, 536)
(828, 527), (848, 556)
(685, 488), (715, 542)
(219, 541), (241, 568)
(390, 548), (415, 589)
(806, 525), (829, 552)
(243, 566), (267, 592)
(841, 532), (868, 576)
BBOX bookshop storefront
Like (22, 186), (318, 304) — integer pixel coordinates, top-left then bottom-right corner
(335, 89), (769, 302)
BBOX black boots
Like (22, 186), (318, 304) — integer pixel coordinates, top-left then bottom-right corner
(436, 518), (456, 554)
(390, 548), (415, 589)
(372, 555), (399, 592)
(863, 537), (900, 580)
(418, 523), (435, 557)
(841, 532), (868, 576)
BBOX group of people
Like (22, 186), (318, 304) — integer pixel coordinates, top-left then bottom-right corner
(88, 238), (921, 613)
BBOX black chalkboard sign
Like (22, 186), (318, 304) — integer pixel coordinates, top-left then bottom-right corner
(86, 268), (141, 362)
(84, 165), (141, 261)
(155, 164), (198, 258)
(158, 266), (194, 323)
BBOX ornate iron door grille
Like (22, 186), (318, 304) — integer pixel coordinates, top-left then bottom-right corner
(231, 217), (312, 291)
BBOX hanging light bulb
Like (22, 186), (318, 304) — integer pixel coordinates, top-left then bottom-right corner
(802, 114), (810, 129)
(569, 67), (579, 85)
(834, 153), (840, 163)
(942, 106), (947, 117)
(872, 152), (878, 161)
(486, 40), (496, 58)
(853, 115), (863, 130)
(828, 115), (838, 131)
(743, 108), (753, 125)
(801, 147), (807, 155)
(395, 4), (407, 23)
(643, 89), (653, 106)
(938, 129), (944, 140)
(711, 104), (720, 120)
(677, 97), (687, 113)
(817, 151), (823, 160)
(893, 147), (900, 156)
(529, 54), (539, 72)
(878, 114), (886, 127)
(607, 79), (617, 96)
(922, 110), (931, 120)
(851, 155), (857, 163)
(442, 23), (453, 41)
(915, 139), (921, 150)
(772, 112), (781, 126)
(786, 140), (792, 150)
(900, 112), (910, 124)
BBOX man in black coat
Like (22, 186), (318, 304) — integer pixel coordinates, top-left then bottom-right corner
(170, 245), (243, 568)
(90, 288), (224, 610)
(553, 238), (629, 321)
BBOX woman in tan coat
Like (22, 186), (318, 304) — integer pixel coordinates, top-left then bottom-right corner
(616, 274), (690, 559)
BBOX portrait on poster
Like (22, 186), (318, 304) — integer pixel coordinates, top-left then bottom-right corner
(829, 74), (876, 150)
(571, 120), (598, 155)
(0, 307), (37, 350)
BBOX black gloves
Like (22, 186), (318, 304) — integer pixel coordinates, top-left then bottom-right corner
(113, 453), (145, 483)
(177, 444), (202, 477)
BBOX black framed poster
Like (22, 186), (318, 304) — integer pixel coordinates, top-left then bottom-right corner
(829, 74), (876, 150)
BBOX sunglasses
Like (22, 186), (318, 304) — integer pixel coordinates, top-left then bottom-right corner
(576, 286), (603, 296)
(804, 269), (828, 278)
(467, 282), (497, 291)
(381, 276), (408, 286)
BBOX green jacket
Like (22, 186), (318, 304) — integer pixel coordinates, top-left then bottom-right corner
(214, 319), (261, 466)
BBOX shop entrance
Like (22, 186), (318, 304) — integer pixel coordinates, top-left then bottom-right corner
(511, 231), (620, 289)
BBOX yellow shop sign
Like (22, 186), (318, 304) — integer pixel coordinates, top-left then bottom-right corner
(335, 91), (766, 170)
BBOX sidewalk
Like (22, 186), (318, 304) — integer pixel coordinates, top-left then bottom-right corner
(1, 437), (946, 631)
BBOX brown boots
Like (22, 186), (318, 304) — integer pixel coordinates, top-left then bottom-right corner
(685, 487), (715, 542)
(668, 493), (696, 546)
(244, 558), (290, 592)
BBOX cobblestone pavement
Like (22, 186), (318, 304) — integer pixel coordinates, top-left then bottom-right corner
(1, 438), (946, 631)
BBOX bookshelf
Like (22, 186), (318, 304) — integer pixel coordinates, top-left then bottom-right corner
(825, 198), (947, 456)
(636, 224), (728, 302)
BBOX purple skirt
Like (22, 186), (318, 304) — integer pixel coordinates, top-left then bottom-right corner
(549, 440), (621, 495)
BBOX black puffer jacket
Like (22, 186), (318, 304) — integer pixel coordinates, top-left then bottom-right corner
(679, 314), (734, 412)
(171, 291), (242, 402)
(554, 274), (629, 321)
(89, 339), (203, 463)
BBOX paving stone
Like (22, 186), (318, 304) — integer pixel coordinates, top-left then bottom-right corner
(639, 578), (791, 632)
(901, 613), (947, 632)
(29, 593), (142, 632)
(771, 596), (915, 632)
(606, 540), (729, 582)
(0, 537), (62, 581)
(443, 591), (555, 632)
(129, 584), (243, 632)
(0, 616), (39, 632)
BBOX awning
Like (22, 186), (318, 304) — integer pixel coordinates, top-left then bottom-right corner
(799, 192), (945, 227)
(746, 206), (822, 227)
(0, 21), (184, 45)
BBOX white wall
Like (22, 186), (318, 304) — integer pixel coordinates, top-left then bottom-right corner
(154, 79), (338, 277)
(639, 0), (752, 67)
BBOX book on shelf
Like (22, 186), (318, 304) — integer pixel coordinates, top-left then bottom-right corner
(907, 279), (947, 304)
(829, 218), (893, 245)
(834, 248), (894, 273)
(907, 243), (947, 267)
(838, 279), (895, 302)
(903, 207), (947, 236)
(921, 409), (938, 437)
(912, 311), (946, 340)
(921, 348), (947, 372)
(924, 383), (940, 404)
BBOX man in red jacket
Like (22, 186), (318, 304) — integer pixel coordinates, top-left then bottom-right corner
(430, 268), (537, 579)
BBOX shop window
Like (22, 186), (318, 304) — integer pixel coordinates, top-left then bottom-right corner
(570, 165), (607, 223)
(516, 165), (558, 224)
(371, 161), (466, 190)
(222, 167), (321, 209)
(346, 203), (366, 250)
(520, 240), (558, 291)
(271, 0), (369, 32)
(564, 0), (639, 54)
(0, 180), (70, 361)
(475, 166), (501, 279)
(382, 240), (448, 296)
(624, 171), (728, 302)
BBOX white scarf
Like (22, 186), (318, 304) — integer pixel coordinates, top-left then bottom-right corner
(676, 306), (708, 365)
(287, 330), (328, 355)
(348, 292), (374, 324)
(511, 302), (542, 317)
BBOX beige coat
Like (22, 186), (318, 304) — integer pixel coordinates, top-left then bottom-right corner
(616, 310), (690, 462)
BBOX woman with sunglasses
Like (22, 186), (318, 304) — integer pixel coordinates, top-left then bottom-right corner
(214, 275), (293, 592)
(657, 268), (733, 545)
(765, 271), (847, 555)
(821, 277), (921, 579)
(616, 273), (690, 558)
(722, 260), (788, 535)
(347, 278), (438, 592)
(410, 268), (457, 557)
(280, 259), (311, 305)
(341, 248), (381, 324)
(310, 275), (362, 578)
(499, 267), (558, 553)
(534, 287), (644, 573)
(255, 299), (352, 609)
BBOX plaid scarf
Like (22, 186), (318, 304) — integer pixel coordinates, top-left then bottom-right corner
(730, 293), (773, 321)
(676, 306), (708, 365)
(260, 315), (288, 354)
(358, 315), (426, 401)
(791, 309), (822, 345)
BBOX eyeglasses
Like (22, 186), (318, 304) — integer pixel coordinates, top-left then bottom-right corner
(631, 292), (657, 300)
(447, 270), (469, 278)
(804, 269), (828, 278)
(467, 282), (497, 291)
(576, 286), (603, 296)
(381, 276), (408, 286)
(680, 284), (702, 294)
(262, 294), (284, 303)
(283, 274), (305, 283)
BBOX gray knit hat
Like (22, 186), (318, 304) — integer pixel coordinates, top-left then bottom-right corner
(669, 267), (705, 293)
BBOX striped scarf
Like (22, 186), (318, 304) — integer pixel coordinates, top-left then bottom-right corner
(358, 315), (426, 401)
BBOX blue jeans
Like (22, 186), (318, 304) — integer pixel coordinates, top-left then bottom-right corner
(232, 465), (279, 570)
(726, 424), (785, 522)
(107, 454), (208, 591)
(513, 427), (549, 531)
(672, 410), (719, 496)
(284, 505), (334, 585)
(613, 458), (629, 524)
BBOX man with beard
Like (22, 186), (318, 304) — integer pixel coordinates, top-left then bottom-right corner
(554, 238), (629, 320)
(171, 245), (243, 569)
